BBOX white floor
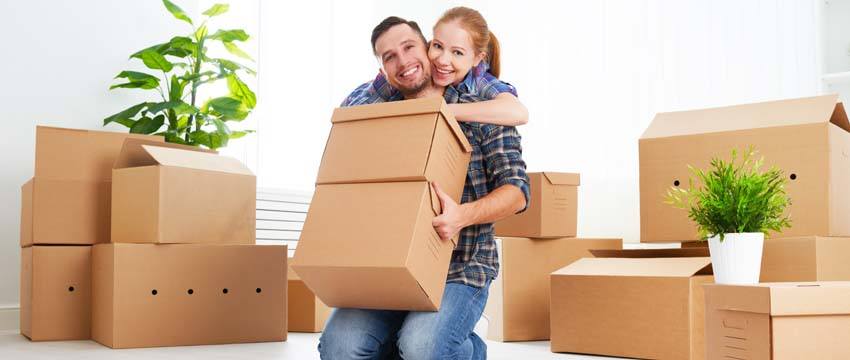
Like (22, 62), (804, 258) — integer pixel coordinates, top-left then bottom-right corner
(0, 329), (629, 359)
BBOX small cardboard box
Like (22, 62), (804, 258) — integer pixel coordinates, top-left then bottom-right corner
(494, 172), (579, 238)
(288, 259), (332, 333)
(20, 245), (91, 341)
(484, 237), (621, 342)
(640, 94), (850, 242)
(550, 249), (713, 360)
(316, 97), (472, 202)
(20, 126), (163, 246)
(704, 282), (850, 360)
(292, 181), (453, 311)
(92, 243), (287, 349)
(761, 236), (850, 282)
(111, 139), (256, 245)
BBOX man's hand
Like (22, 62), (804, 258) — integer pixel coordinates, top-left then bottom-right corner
(431, 182), (468, 241)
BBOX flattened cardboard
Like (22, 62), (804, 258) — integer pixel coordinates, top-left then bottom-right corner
(287, 259), (332, 333)
(91, 243), (287, 349)
(495, 172), (579, 238)
(111, 139), (255, 245)
(551, 253), (713, 359)
(484, 237), (621, 342)
(761, 236), (850, 282)
(316, 97), (472, 202)
(704, 282), (850, 360)
(20, 246), (91, 341)
(292, 181), (453, 311)
(640, 94), (850, 242)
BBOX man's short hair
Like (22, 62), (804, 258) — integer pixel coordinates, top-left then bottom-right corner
(371, 16), (428, 56)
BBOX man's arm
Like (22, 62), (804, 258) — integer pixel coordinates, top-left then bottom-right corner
(432, 182), (525, 241)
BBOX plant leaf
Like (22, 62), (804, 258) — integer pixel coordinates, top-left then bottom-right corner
(227, 74), (256, 108)
(147, 100), (199, 115)
(210, 58), (256, 75)
(103, 102), (150, 126)
(223, 41), (254, 61)
(207, 96), (249, 120)
(135, 49), (174, 72)
(130, 115), (166, 134)
(195, 22), (208, 42)
(202, 3), (230, 17)
(110, 71), (160, 90)
(189, 130), (225, 149)
(209, 29), (249, 42)
(229, 130), (254, 139)
(162, 0), (193, 25)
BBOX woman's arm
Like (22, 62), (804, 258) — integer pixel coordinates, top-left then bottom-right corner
(448, 93), (529, 126)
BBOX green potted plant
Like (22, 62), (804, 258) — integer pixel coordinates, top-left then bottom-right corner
(103, 0), (255, 150)
(665, 147), (791, 285)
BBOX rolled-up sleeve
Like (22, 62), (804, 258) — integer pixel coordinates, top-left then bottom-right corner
(477, 72), (518, 99)
(481, 125), (530, 213)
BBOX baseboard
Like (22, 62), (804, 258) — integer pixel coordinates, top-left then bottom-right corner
(0, 305), (19, 331)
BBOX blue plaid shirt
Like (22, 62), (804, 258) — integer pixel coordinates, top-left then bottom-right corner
(341, 63), (530, 289)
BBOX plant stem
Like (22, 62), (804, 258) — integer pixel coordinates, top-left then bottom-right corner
(187, 37), (204, 143)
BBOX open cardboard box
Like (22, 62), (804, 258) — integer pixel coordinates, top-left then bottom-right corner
(494, 172), (579, 238)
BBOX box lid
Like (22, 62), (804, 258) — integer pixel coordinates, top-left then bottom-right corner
(553, 257), (712, 278)
(542, 172), (580, 186)
(330, 97), (472, 153)
(590, 248), (709, 258)
(113, 139), (252, 175)
(705, 282), (850, 316)
(641, 94), (850, 139)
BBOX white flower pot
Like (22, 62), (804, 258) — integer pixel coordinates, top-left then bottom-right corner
(707, 232), (764, 285)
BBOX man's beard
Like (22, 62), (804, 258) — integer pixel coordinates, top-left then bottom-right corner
(396, 70), (433, 98)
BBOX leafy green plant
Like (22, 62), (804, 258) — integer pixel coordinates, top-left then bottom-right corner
(664, 147), (792, 241)
(103, 0), (256, 150)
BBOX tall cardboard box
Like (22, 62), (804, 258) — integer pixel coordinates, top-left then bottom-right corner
(494, 172), (579, 238)
(704, 282), (850, 360)
(288, 259), (332, 333)
(484, 237), (621, 342)
(20, 126), (163, 246)
(316, 97), (472, 202)
(761, 236), (850, 282)
(20, 245), (91, 341)
(111, 139), (255, 245)
(92, 243), (287, 348)
(640, 94), (850, 242)
(550, 249), (713, 360)
(292, 181), (453, 311)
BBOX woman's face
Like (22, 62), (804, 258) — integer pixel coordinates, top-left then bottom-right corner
(428, 20), (486, 87)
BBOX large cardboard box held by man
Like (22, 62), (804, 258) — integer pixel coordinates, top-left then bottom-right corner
(91, 243), (287, 348)
(761, 236), (850, 282)
(292, 181), (454, 311)
(288, 259), (332, 333)
(494, 172), (579, 238)
(640, 94), (850, 242)
(704, 282), (850, 360)
(111, 139), (256, 245)
(550, 249), (713, 360)
(20, 126), (163, 246)
(315, 97), (472, 202)
(20, 245), (91, 341)
(484, 237), (621, 342)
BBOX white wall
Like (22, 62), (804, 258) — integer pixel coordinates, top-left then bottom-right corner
(0, 0), (199, 323)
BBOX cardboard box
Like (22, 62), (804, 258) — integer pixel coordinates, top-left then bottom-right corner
(20, 126), (163, 246)
(292, 181), (453, 311)
(640, 94), (850, 242)
(761, 236), (850, 282)
(550, 249), (713, 359)
(20, 245), (91, 341)
(288, 259), (332, 333)
(111, 139), (256, 244)
(484, 237), (621, 342)
(316, 97), (472, 202)
(91, 243), (287, 348)
(704, 282), (850, 360)
(494, 172), (579, 238)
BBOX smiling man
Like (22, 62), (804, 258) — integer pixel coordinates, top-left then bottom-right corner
(318, 16), (530, 360)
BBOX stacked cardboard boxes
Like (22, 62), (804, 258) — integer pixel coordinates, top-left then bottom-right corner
(485, 172), (623, 342)
(292, 97), (472, 311)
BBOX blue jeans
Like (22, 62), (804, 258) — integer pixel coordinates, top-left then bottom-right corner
(318, 281), (490, 360)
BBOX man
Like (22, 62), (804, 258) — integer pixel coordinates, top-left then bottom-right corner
(319, 16), (530, 360)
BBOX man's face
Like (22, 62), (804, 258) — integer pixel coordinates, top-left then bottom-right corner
(374, 24), (432, 97)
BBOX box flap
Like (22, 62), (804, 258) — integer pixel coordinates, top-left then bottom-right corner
(331, 97), (472, 153)
(141, 145), (253, 175)
(542, 172), (580, 186)
(553, 257), (712, 277)
(641, 94), (846, 139)
(590, 248), (709, 258)
(113, 138), (214, 169)
(767, 282), (850, 316)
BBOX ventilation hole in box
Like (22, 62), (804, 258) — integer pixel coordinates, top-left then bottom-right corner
(68, 286), (75, 292)
(256, 288), (262, 294)
(790, 173), (797, 180)
(188, 289), (194, 295)
(222, 288), (229, 294)
(152, 289), (158, 296)
(673, 180), (680, 187)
